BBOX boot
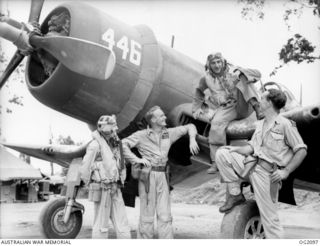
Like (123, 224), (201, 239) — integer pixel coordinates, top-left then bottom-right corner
(207, 161), (218, 174)
(208, 145), (220, 174)
(219, 193), (246, 213)
(249, 97), (264, 120)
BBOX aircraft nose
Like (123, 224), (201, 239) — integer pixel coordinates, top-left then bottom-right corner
(76, 43), (116, 80)
(95, 46), (116, 80)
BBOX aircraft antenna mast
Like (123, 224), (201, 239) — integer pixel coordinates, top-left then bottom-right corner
(171, 35), (175, 48)
(299, 83), (302, 105)
(49, 125), (54, 176)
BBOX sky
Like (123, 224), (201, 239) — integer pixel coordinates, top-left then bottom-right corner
(1, 0), (319, 174)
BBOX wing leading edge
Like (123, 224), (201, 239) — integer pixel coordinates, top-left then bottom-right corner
(2, 142), (89, 168)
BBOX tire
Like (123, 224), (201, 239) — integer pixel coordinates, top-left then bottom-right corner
(39, 198), (83, 239)
(220, 199), (265, 239)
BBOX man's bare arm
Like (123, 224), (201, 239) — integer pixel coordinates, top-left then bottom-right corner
(271, 148), (307, 183)
(185, 124), (200, 155)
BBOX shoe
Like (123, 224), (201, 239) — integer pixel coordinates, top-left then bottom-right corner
(207, 162), (218, 174)
(219, 193), (246, 213)
(253, 104), (264, 120)
(249, 98), (264, 120)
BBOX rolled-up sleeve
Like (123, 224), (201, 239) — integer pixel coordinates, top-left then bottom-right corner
(284, 121), (307, 153)
(122, 131), (143, 164)
(168, 125), (190, 144)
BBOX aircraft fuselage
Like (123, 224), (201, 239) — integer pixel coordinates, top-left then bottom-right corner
(26, 2), (203, 131)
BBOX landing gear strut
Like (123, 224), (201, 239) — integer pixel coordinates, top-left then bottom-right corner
(39, 197), (83, 239)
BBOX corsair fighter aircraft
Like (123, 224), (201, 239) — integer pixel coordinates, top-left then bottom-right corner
(1, 0), (319, 239)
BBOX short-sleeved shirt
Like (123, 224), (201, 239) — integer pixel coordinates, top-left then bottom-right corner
(248, 115), (307, 167)
(122, 126), (189, 166)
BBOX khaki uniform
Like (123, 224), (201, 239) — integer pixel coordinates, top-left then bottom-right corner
(80, 131), (131, 239)
(193, 65), (261, 160)
(216, 115), (307, 238)
(122, 125), (193, 239)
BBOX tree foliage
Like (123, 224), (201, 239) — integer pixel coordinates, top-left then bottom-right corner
(239, 0), (320, 76)
(0, 10), (25, 113)
(0, 48), (25, 114)
(270, 33), (317, 75)
(56, 135), (76, 145)
(239, 0), (319, 21)
(240, 0), (265, 21)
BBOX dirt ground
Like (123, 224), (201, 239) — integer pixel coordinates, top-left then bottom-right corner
(1, 178), (320, 239)
(1, 196), (320, 239)
(1, 167), (319, 239)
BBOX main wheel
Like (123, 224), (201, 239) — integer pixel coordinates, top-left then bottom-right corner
(39, 198), (83, 239)
(220, 199), (265, 239)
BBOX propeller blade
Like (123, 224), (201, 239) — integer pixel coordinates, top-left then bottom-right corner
(28, 0), (44, 23)
(0, 0), (44, 90)
(0, 51), (25, 89)
(0, 22), (23, 43)
(29, 35), (116, 80)
(0, 16), (23, 29)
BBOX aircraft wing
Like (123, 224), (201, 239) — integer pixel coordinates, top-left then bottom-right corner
(169, 102), (320, 198)
(169, 103), (257, 140)
(170, 103), (320, 139)
(1, 142), (89, 168)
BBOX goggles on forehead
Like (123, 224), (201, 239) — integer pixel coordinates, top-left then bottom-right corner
(208, 52), (223, 62)
(208, 55), (223, 62)
(97, 115), (117, 128)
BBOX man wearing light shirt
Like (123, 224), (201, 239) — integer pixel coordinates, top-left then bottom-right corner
(122, 105), (199, 239)
(215, 89), (307, 238)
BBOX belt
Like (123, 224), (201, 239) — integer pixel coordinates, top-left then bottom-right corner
(151, 166), (166, 172)
(220, 98), (237, 107)
(91, 180), (122, 186)
(257, 159), (278, 173)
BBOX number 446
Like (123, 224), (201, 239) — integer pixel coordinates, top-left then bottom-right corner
(102, 28), (142, 66)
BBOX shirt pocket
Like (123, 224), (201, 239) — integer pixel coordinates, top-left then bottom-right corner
(270, 131), (284, 140)
(268, 131), (285, 151)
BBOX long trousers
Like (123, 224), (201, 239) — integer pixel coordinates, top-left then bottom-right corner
(208, 81), (259, 160)
(138, 171), (173, 239)
(92, 187), (131, 239)
(215, 148), (284, 239)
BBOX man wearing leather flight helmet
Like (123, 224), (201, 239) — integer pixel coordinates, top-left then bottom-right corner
(80, 115), (131, 239)
(192, 52), (263, 174)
